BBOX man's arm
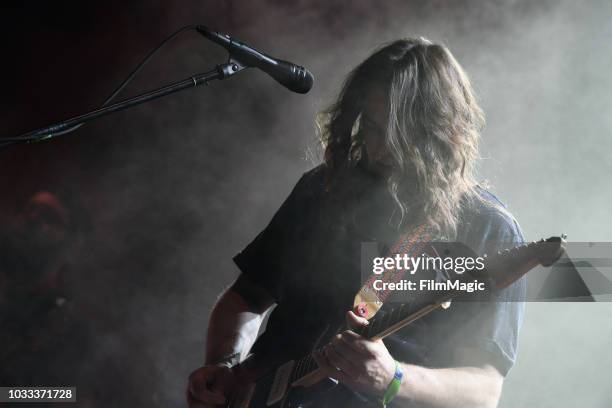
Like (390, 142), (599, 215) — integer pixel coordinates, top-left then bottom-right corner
(393, 361), (502, 408)
(188, 274), (275, 407)
(205, 273), (275, 366)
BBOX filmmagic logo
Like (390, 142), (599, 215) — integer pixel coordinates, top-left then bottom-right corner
(372, 279), (486, 293)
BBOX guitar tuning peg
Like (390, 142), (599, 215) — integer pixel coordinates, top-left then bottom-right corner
(561, 233), (568, 240)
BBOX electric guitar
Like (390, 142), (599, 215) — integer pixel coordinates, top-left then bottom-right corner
(225, 236), (566, 407)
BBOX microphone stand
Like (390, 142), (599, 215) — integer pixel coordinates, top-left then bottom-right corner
(1, 59), (247, 149)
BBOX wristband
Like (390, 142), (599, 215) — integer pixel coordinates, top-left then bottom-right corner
(380, 361), (403, 407)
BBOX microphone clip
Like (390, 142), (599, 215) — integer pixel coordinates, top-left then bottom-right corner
(214, 56), (248, 82)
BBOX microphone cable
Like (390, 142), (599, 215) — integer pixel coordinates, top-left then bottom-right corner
(1, 24), (199, 147)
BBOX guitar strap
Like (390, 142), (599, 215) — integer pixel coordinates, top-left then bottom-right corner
(353, 223), (436, 320)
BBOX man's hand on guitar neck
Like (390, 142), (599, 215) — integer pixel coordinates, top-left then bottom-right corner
(313, 310), (504, 408)
(313, 311), (397, 398)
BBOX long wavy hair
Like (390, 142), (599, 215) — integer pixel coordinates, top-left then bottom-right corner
(317, 38), (485, 238)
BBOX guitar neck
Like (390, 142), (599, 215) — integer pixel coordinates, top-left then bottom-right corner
(288, 287), (458, 386)
(359, 296), (453, 341)
(288, 237), (565, 386)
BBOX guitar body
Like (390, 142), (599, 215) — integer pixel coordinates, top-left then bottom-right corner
(229, 359), (371, 408)
(230, 371), (340, 408)
(228, 324), (375, 408)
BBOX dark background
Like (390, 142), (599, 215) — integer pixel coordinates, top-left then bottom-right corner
(1, 1), (611, 406)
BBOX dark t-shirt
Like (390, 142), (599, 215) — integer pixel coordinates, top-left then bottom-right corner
(234, 165), (525, 377)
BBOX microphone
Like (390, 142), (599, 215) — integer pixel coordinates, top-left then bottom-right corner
(196, 25), (314, 94)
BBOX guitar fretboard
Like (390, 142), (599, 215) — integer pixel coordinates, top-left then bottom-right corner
(288, 237), (564, 386)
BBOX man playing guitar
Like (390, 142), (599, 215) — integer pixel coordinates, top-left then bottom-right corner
(187, 38), (526, 408)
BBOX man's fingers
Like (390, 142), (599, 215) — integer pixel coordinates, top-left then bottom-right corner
(332, 334), (364, 362)
(325, 343), (360, 378)
(313, 350), (356, 386)
(187, 389), (215, 408)
(188, 374), (226, 405)
(187, 391), (214, 408)
(189, 388), (226, 406)
(313, 350), (331, 373)
(187, 366), (231, 406)
(340, 330), (376, 355)
(346, 310), (369, 329)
